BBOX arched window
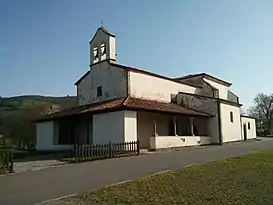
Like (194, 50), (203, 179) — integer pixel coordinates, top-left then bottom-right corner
(93, 46), (98, 58)
(101, 43), (106, 55)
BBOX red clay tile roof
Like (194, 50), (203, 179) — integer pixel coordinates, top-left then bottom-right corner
(174, 73), (232, 87)
(34, 98), (125, 122)
(34, 97), (211, 122)
(123, 97), (211, 116)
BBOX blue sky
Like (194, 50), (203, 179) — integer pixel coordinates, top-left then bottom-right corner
(1, 0), (273, 109)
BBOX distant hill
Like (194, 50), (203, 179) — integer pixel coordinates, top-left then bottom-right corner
(0, 95), (76, 115)
(0, 95), (77, 148)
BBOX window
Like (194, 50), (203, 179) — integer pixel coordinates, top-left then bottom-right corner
(101, 43), (106, 54)
(97, 86), (102, 97)
(230, 112), (233, 123)
(248, 122), (251, 130)
(93, 47), (98, 58)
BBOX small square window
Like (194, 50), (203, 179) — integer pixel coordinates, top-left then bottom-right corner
(97, 86), (102, 97)
(230, 112), (233, 123)
(248, 122), (250, 130)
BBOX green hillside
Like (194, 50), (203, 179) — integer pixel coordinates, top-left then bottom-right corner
(0, 95), (76, 148)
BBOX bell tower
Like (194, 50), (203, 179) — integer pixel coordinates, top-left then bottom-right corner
(89, 26), (116, 66)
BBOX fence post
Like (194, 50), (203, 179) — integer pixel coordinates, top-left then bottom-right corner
(109, 141), (112, 158)
(137, 139), (140, 155)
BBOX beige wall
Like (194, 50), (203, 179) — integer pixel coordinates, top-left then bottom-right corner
(179, 76), (215, 97)
(93, 111), (125, 144)
(36, 121), (54, 150)
(203, 78), (229, 100)
(124, 111), (138, 142)
(77, 61), (127, 106)
(220, 103), (242, 142)
(241, 117), (256, 139)
(207, 116), (220, 144)
(129, 71), (199, 102)
(36, 121), (73, 151)
(93, 110), (137, 145)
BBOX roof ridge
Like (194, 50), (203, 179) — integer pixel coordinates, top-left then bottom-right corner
(110, 63), (203, 89)
(175, 73), (232, 87)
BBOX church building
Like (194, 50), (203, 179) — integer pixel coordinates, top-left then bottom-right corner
(35, 27), (256, 151)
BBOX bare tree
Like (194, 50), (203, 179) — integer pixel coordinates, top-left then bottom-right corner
(248, 93), (273, 134)
(42, 104), (62, 115)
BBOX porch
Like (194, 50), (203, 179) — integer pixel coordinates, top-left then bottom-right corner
(36, 110), (212, 151)
(137, 111), (212, 149)
(35, 97), (215, 151)
(35, 114), (93, 151)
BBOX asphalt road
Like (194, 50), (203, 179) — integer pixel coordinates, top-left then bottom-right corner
(1, 138), (273, 205)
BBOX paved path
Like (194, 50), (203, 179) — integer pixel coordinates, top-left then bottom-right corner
(14, 160), (67, 173)
(1, 138), (273, 205)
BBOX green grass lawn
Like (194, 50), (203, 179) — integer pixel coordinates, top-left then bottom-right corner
(59, 149), (273, 205)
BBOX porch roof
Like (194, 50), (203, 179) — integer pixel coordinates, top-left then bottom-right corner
(34, 97), (212, 122)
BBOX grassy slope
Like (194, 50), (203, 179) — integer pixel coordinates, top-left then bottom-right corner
(0, 95), (76, 135)
(60, 148), (273, 205)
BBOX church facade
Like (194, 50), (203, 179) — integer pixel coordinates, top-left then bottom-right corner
(35, 27), (256, 151)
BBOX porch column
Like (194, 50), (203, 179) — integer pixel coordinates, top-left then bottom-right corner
(190, 117), (194, 136)
(153, 120), (158, 136)
(173, 116), (177, 136)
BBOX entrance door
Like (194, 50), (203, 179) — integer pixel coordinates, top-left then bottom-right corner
(243, 124), (247, 140)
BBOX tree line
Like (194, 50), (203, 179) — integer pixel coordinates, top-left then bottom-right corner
(248, 93), (273, 136)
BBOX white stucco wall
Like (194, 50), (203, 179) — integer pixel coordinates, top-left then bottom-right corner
(109, 36), (116, 60)
(36, 121), (54, 151)
(129, 71), (198, 102)
(203, 78), (229, 100)
(150, 136), (211, 149)
(207, 116), (220, 144)
(241, 117), (256, 139)
(124, 111), (138, 142)
(220, 103), (242, 143)
(77, 61), (127, 106)
(93, 110), (137, 144)
(36, 121), (73, 151)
